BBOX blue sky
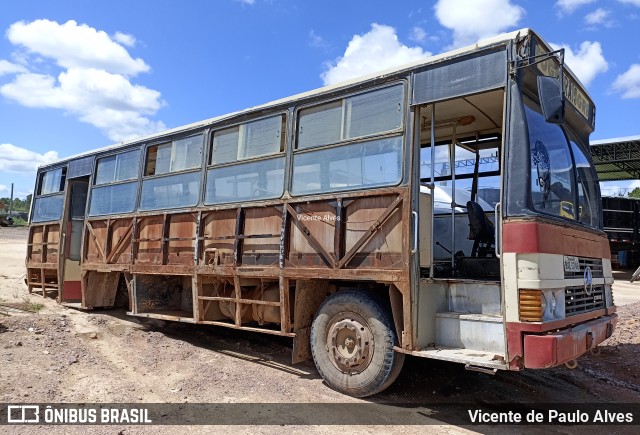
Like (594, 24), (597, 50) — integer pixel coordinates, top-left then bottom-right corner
(1, 0), (639, 199)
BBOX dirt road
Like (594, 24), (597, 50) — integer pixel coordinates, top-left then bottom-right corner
(1, 226), (639, 433)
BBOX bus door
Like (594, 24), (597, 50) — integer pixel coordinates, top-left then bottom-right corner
(60, 177), (89, 303)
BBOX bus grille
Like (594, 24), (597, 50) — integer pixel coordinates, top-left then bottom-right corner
(564, 257), (603, 279)
(565, 285), (605, 316)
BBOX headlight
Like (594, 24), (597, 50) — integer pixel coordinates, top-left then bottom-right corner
(519, 289), (565, 322)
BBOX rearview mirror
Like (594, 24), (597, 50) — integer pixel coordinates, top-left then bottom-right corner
(538, 76), (565, 124)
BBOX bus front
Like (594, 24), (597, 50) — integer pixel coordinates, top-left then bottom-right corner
(502, 33), (616, 370)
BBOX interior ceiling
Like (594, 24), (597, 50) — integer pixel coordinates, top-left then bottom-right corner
(419, 89), (504, 144)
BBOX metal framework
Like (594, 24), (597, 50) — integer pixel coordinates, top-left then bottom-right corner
(590, 135), (640, 181)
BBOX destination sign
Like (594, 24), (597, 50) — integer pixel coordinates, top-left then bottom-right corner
(534, 43), (593, 122)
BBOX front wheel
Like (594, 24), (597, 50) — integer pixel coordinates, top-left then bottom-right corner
(310, 290), (404, 397)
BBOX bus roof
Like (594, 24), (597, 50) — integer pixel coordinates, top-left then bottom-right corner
(39, 27), (586, 170)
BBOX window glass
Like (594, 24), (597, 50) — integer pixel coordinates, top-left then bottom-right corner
(297, 101), (342, 149)
(39, 168), (64, 195)
(140, 171), (200, 211)
(526, 105), (576, 219)
(95, 150), (140, 185)
(145, 134), (203, 175)
(211, 115), (284, 164)
(205, 157), (285, 204)
(89, 183), (138, 216)
(291, 136), (402, 195)
(297, 84), (404, 150)
(571, 141), (601, 228)
(32, 195), (64, 222)
(345, 85), (404, 138)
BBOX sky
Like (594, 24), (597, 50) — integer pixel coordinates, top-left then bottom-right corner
(1, 0), (640, 199)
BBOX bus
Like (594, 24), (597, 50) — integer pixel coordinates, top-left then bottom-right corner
(26, 28), (616, 397)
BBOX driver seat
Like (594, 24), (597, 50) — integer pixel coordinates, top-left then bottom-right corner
(466, 201), (495, 257)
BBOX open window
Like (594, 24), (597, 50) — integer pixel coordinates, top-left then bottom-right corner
(418, 89), (504, 279)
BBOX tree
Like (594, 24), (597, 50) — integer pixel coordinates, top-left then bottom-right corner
(629, 187), (640, 199)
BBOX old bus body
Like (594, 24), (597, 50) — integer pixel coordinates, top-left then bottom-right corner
(25, 28), (616, 397)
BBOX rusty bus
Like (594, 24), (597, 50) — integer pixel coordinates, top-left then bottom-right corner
(26, 28), (616, 397)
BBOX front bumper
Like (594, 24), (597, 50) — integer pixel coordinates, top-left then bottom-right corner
(523, 314), (617, 368)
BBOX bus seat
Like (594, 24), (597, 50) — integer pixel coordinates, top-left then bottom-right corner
(466, 201), (495, 257)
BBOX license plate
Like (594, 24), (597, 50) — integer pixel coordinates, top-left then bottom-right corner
(564, 256), (580, 272)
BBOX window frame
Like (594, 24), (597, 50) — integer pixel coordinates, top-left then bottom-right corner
(290, 81), (407, 196)
(203, 112), (288, 206)
(87, 147), (142, 217)
(138, 132), (205, 212)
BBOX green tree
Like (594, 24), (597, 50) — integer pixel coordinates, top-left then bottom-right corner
(629, 187), (640, 199)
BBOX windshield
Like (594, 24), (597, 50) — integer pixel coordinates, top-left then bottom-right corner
(525, 100), (601, 228)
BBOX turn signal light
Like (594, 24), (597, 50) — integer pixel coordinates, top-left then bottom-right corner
(519, 289), (544, 322)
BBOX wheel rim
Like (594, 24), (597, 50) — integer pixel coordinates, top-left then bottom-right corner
(326, 312), (374, 374)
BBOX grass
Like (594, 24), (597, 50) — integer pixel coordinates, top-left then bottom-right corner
(11, 217), (28, 227)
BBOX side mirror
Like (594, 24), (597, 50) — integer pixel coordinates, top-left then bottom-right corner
(538, 76), (565, 124)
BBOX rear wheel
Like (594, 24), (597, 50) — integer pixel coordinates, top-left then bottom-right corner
(310, 290), (404, 397)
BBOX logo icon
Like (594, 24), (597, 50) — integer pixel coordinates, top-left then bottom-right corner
(584, 266), (593, 295)
(7, 405), (40, 423)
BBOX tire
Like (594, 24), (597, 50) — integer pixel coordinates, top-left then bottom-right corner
(310, 290), (404, 397)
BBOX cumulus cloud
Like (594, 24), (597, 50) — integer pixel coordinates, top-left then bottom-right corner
(556, 0), (596, 14)
(7, 19), (148, 76)
(612, 64), (640, 98)
(0, 143), (59, 173)
(0, 59), (28, 76)
(0, 19), (165, 142)
(550, 41), (608, 86)
(321, 24), (430, 86)
(434, 0), (524, 48)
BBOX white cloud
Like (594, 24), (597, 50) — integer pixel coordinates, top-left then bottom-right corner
(321, 24), (430, 86)
(409, 26), (427, 43)
(585, 8), (613, 26)
(113, 31), (136, 47)
(612, 64), (640, 98)
(1, 19), (165, 142)
(309, 30), (329, 50)
(0, 143), (59, 173)
(0, 59), (28, 76)
(236, 0), (256, 5)
(618, 0), (640, 7)
(434, 0), (524, 48)
(556, 0), (596, 14)
(7, 19), (148, 76)
(550, 41), (608, 86)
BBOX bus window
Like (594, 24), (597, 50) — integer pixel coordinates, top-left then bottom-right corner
(140, 134), (203, 211)
(571, 141), (601, 228)
(526, 105), (576, 219)
(292, 84), (405, 195)
(89, 149), (140, 216)
(32, 167), (66, 222)
(211, 114), (285, 165)
(205, 115), (286, 204)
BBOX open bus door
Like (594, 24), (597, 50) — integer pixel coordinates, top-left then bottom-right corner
(60, 177), (89, 304)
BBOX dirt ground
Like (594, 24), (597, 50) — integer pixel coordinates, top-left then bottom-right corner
(1, 225), (639, 434)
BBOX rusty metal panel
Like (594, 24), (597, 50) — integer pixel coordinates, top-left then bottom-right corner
(82, 271), (119, 308)
(342, 195), (403, 268)
(167, 213), (196, 265)
(108, 218), (134, 264)
(242, 207), (282, 266)
(200, 210), (236, 266)
(288, 202), (336, 268)
(136, 216), (164, 264)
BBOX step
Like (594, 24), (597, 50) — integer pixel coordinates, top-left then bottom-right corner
(436, 312), (505, 354)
